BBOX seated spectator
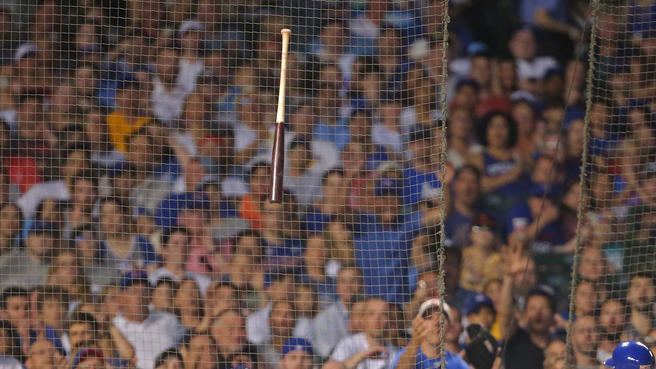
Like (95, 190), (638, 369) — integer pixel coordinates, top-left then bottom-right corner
(504, 184), (565, 252)
(151, 278), (178, 314)
(255, 301), (300, 369)
(0, 320), (23, 368)
(625, 273), (655, 338)
(97, 197), (157, 272)
(469, 111), (529, 219)
(202, 282), (238, 324)
(24, 340), (65, 369)
(112, 271), (184, 369)
(465, 293), (496, 333)
(390, 299), (469, 369)
(279, 338), (314, 369)
(148, 227), (211, 295)
(154, 348), (184, 369)
(107, 80), (151, 153)
(35, 286), (70, 355)
(446, 108), (481, 170)
(173, 279), (205, 335)
(238, 162), (271, 230)
(0, 202), (23, 252)
(71, 347), (107, 369)
(209, 310), (248, 369)
(180, 334), (215, 369)
(597, 299), (626, 363)
(354, 178), (443, 303)
(45, 249), (92, 306)
(403, 124), (442, 209)
(303, 169), (352, 233)
(0, 288), (30, 356)
(326, 297), (397, 369)
(284, 139), (330, 207)
(0, 222), (55, 290)
(260, 201), (305, 272)
(570, 315), (599, 369)
(313, 265), (363, 358)
(443, 165), (482, 248)
(460, 214), (503, 292)
(298, 234), (336, 308)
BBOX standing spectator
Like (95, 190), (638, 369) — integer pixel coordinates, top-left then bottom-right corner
(519, 0), (581, 63)
(390, 299), (469, 369)
(112, 271), (184, 369)
(444, 165), (482, 249)
(107, 80), (151, 153)
(326, 297), (396, 369)
(354, 178), (443, 304)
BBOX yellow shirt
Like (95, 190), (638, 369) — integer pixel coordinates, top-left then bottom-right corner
(460, 247), (503, 292)
(107, 110), (150, 152)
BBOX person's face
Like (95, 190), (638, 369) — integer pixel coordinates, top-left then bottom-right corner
(524, 295), (553, 334)
(599, 300), (624, 335)
(211, 311), (246, 356)
(280, 350), (313, 369)
(336, 268), (360, 305)
(572, 316), (598, 357)
(374, 194), (400, 224)
(100, 201), (123, 232)
(304, 236), (327, 269)
(574, 282), (596, 316)
(578, 249), (604, 282)
(422, 306), (443, 346)
(470, 225), (494, 248)
(68, 322), (94, 347)
(151, 283), (174, 312)
(73, 179), (95, 207)
(469, 306), (495, 330)
(320, 22), (345, 52)
(122, 284), (150, 316)
(205, 285), (237, 315)
(628, 276), (655, 311)
(486, 116), (510, 149)
(289, 147), (311, 171)
(175, 280), (201, 311)
(512, 103), (534, 134)
(261, 202), (283, 231)
(322, 173), (347, 204)
(510, 29), (536, 60)
(470, 56), (491, 86)
(27, 340), (62, 369)
(270, 302), (295, 337)
(363, 299), (388, 339)
(41, 299), (65, 327)
(532, 157), (556, 184)
(498, 59), (517, 89)
(408, 137), (432, 160)
(156, 49), (177, 79)
(163, 231), (188, 265)
(350, 113), (371, 138)
(0, 204), (20, 239)
(26, 233), (53, 259)
(4, 296), (28, 326)
(249, 167), (270, 197)
(484, 280), (502, 307)
(453, 169), (479, 206)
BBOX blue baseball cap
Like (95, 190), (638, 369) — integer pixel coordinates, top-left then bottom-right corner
(282, 338), (314, 357)
(375, 178), (402, 197)
(466, 293), (496, 316)
(119, 270), (149, 290)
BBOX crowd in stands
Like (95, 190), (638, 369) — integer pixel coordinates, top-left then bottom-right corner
(0, 0), (655, 369)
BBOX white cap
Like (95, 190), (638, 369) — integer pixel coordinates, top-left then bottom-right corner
(178, 19), (203, 37)
(418, 298), (452, 321)
(14, 43), (38, 62)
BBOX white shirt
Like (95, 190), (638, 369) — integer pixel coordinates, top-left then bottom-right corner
(151, 59), (202, 126)
(372, 124), (403, 154)
(331, 333), (396, 369)
(313, 301), (349, 357)
(17, 180), (69, 219)
(112, 311), (185, 369)
(148, 267), (212, 296)
(246, 303), (315, 345)
(0, 356), (22, 369)
(516, 57), (559, 81)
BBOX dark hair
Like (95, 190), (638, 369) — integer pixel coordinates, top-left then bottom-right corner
(453, 164), (481, 183)
(526, 287), (556, 313)
(0, 287), (28, 310)
(477, 111), (518, 148)
(35, 285), (70, 312)
(71, 171), (99, 190)
(321, 168), (345, 186)
(161, 226), (190, 247)
(67, 311), (99, 338)
(154, 348), (183, 369)
(0, 320), (24, 362)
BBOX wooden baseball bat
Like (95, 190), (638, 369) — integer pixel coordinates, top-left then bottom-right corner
(269, 29), (291, 203)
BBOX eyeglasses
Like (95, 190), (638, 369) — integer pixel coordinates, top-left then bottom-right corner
(472, 225), (492, 233)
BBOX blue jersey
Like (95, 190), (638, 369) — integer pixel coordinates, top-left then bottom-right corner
(390, 347), (470, 369)
(353, 211), (424, 304)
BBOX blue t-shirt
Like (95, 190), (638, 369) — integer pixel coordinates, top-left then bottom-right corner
(504, 202), (565, 251)
(403, 165), (442, 210)
(520, 0), (568, 26)
(353, 211), (424, 304)
(390, 346), (470, 369)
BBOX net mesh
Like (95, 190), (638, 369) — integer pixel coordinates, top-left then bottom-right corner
(0, 1), (651, 369)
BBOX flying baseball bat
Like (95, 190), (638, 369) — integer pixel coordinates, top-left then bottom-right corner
(269, 29), (291, 203)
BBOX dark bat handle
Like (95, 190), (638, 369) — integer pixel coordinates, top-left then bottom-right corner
(269, 123), (285, 203)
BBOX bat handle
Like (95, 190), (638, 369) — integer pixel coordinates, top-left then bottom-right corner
(269, 123), (285, 203)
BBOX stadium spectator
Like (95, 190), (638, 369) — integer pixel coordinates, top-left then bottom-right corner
(444, 164), (482, 248)
(0, 320), (23, 368)
(390, 299), (469, 369)
(112, 271), (184, 369)
(570, 315), (599, 369)
(597, 299), (626, 363)
(326, 297), (396, 369)
(460, 214), (503, 292)
(0, 287), (30, 354)
(24, 340), (65, 369)
(279, 338), (314, 369)
(209, 310), (248, 369)
(0, 222), (55, 290)
(313, 266), (363, 358)
(626, 273), (655, 338)
(465, 293), (497, 332)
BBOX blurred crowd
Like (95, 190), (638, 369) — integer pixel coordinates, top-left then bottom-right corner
(0, 0), (655, 369)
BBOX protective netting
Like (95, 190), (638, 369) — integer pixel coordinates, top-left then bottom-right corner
(564, 1), (656, 368)
(0, 1), (644, 369)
